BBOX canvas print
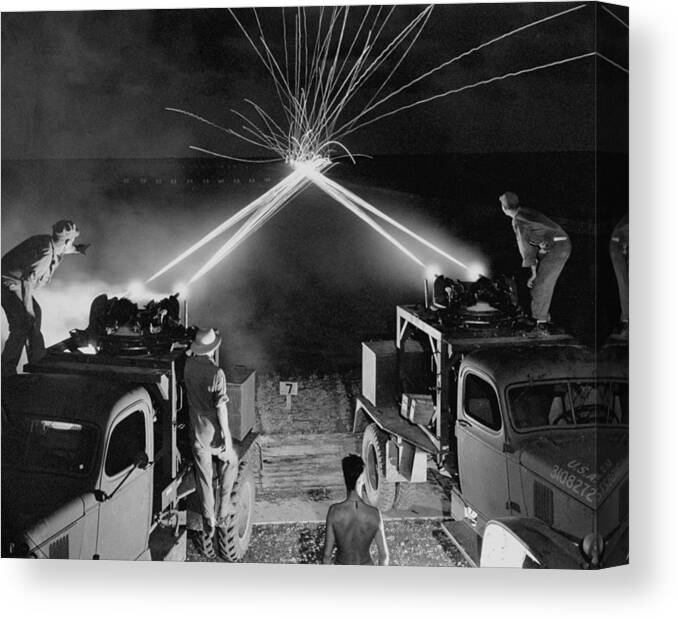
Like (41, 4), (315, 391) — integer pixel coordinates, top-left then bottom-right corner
(1, 2), (628, 568)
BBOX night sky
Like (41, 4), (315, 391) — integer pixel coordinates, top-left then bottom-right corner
(2, 2), (627, 160)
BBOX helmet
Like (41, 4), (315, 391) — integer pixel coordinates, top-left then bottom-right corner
(52, 220), (80, 240)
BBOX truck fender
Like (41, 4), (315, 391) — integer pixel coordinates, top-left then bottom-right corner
(25, 492), (99, 559)
(480, 518), (581, 569)
(352, 402), (371, 434)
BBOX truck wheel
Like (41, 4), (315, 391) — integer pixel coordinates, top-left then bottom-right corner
(395, 482), (417, 511)
(217, 463), (255, 562)
(193, 530), (217, 560)
(362, 423), (397, 512)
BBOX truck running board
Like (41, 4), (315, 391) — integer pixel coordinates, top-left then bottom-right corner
(441, 520), (482, 568)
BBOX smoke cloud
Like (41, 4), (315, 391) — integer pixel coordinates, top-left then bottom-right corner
(1, 159), (489, 375)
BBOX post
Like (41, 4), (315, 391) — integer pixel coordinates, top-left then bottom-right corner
(184, 298), (189, 326)
(424, 278), (430, 309)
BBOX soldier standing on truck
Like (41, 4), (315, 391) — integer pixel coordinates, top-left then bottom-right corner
(1, 220), (89, 376)
(499, 192), (571, 336)
(183, 327), (238, 556)
(609, 214), (629, 336)
(322, 454), (389, 566)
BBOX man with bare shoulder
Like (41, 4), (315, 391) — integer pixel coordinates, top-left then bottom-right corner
(322, 454), (389, 566)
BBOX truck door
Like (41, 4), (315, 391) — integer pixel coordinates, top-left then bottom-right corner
(456, 370), (510, 521)
(96, 402), (153, 560)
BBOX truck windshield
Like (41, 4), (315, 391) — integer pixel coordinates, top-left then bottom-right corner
(507, 381), (628, 430)
(3, 416), (98, 476)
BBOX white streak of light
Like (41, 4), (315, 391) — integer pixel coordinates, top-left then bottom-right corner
(426, 265), (442, 281)
(336, 4), (587, 139)
(305, 170), (426, 269)
(320, 175), (471, 271)
(600, 4), (628, 29)
(465, 262), (487, 282)
(189, 145), (282, 164)
(146, 171), (305, 283)
(344, 52), (597, 137)
(187, 161), (331, 284)
(188, 173), (307, 283)
(173, 282), (189, 297)
(127, 280), (146, 299)
(596, 53), (629, 74)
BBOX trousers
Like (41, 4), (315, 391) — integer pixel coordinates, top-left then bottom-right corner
(192, 442), (238, 527)
(531, 240), (571, 322)
(609, 239), (629, 323)
(1, 284), (45, 377)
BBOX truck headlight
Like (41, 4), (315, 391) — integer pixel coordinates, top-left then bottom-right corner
(581, 532), (605, 568)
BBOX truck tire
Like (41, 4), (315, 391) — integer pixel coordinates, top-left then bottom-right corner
(217, 462), (255, 562)
(193, 530), (217, 560)
(362, 423), (397, 512)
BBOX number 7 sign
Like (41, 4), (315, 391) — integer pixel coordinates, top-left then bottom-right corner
(279, 381), (298, 409)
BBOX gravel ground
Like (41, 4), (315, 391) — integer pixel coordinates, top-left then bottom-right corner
(187, 519), (470, 567)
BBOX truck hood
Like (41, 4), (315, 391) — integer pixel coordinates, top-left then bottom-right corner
(517, 428), (628, 507)
(1, 469), (92, 542)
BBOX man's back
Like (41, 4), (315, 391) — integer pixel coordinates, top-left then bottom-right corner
(183, 354), (227, 450)
(1, 235), (53, 285)
(326, 498), (382, 565)
(513, 207), (567, 243)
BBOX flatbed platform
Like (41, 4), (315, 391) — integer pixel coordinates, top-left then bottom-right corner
(355, 394), (437, 455)
(397, 304), (575, 350)
(25, 358), (173, 384)
(24, 338), (187, 387)
(28, 339), (185, 368)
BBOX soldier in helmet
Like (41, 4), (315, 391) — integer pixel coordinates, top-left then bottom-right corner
(1, 220), (89, 376)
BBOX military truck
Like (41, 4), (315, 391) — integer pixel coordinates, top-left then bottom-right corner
(1, 329), (258, 561)
(354, 295), (628, 569)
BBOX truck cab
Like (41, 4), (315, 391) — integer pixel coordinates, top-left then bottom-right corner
(354, 302), (628, 569)
(2, 375), (157, 559)
(453, 344), (628, 568)
(2, 328), (258, 562)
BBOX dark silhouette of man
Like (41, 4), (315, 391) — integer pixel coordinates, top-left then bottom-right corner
(1, 220), (88, 376)
(499, 192), (571, 335)
(609, 214), (629, 335)
(183, 327), (238, 558)
(323, 454), (389, 566)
